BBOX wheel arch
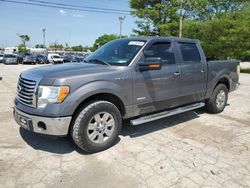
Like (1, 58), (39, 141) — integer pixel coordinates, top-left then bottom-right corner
(72, 92), (126, 118)
(215, 76), (230, 91)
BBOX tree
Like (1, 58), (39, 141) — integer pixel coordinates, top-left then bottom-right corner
(17, 34), (30, 53)
(92, 34), (122, 51)
(35, 44), (45, 48)
(130, 0), (249, 60)
(196, 0), (247, 21)
(64, 43), (71, 51)
(130, 0), (179, 36)
(130, 0), (246, 37)
(18, 44), (30, 53)
(49, 42), (64, 49)
(183, 2), (250, 60)
(18, 34), (30, 46)
(82, 46), (92, 52)
(71, 45), (83, 52)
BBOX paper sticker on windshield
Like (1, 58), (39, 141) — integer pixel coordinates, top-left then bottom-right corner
(128, 41), (145, 46)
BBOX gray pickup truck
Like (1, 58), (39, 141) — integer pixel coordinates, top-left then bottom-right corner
(13, 37), (240, 152)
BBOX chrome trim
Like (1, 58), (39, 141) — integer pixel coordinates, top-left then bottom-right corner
(18, 81), (35, 89)
(16, 96), (33, 104)
(18, 92), (33, 100)
(13, 107), (72, 136)
(131, 102), (205, 126)
(16, 73), (42, 108)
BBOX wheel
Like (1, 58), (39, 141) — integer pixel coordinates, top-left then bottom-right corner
(71, 101), (122, 153)
(206, 84), (228, 114)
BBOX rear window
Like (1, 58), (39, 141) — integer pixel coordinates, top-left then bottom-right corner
(178, 43), (201, 63)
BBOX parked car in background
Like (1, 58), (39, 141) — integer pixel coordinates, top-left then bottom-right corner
(0, 54), (3, 63)
(17, 52), (31, 64)
(62, 55), (73, 63)
(3, 54), (18, 65)
(75, 55), (84, 62)
(22, 54), (36, 64)
(34, 54), (48, 64)
(48, 54), (63, 64)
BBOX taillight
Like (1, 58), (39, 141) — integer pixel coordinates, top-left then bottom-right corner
(237, 64), (240, 76)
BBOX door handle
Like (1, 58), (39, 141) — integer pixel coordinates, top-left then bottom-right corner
(174, 71), (181, 76)
(200, 69), (205, 73)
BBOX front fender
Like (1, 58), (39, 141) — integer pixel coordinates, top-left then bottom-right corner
(63, 80), (130, 115)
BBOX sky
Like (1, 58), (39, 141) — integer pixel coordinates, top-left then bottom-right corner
(0, 0), (137, 48)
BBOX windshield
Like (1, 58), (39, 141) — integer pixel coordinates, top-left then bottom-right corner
(52, 55), (60, 59)
(85, 39), (146, 66)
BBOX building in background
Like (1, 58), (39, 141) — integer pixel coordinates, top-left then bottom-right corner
(4, 47), (17, 54)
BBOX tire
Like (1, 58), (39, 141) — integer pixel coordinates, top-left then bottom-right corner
(206, 84), (228, 114)
(71, 101), (122, 153)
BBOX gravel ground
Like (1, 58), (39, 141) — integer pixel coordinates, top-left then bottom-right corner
(0, 64), (250, 188)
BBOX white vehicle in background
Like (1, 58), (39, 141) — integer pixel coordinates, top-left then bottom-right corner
(47, 54), (63, 64)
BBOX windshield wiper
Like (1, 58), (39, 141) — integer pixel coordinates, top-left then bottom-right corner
(85, 59), (111, 66)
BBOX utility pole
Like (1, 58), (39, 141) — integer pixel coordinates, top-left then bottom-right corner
(119, 16), (125, 38)
(179, 0), (183, 38)
(42, 28), (46, 49)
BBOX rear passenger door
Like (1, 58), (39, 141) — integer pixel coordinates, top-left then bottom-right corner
(177, 42), (207, 103)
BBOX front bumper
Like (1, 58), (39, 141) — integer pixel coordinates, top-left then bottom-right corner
(13, 107), (72, 136)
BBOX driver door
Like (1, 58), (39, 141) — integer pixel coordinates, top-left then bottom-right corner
(132, 42), (182, 115)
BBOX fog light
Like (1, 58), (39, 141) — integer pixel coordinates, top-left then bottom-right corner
(37, 121), (46, 130)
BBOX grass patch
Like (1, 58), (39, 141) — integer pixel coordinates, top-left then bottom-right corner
(240, 68), (250, 74)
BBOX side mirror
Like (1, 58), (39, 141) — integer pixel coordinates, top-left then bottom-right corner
(139, 57), (162, 71)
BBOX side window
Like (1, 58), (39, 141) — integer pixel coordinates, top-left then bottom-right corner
(178, 43), (201, 63)
(145, 42), (175, 65)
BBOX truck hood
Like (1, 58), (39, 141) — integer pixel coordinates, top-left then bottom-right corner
(21, 63), (117, 85)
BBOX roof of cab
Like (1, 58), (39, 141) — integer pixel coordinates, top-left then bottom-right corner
(122, 36), (198, 43)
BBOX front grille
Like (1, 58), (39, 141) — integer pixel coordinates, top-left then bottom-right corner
(17, 76), (36, 107)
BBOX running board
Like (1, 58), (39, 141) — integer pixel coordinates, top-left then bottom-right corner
(130, 102), (205, 126)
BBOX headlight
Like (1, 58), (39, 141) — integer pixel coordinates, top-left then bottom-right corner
(37, 86), (70, 108)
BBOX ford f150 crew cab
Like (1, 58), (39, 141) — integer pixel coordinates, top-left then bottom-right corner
(13, 37), (240, 152)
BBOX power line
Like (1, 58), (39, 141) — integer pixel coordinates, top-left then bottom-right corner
(28, 0), (130, 13)
(0, 0), (130, 15)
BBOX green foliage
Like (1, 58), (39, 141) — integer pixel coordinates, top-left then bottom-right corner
(183, 3), (250, 60)
(71, 45), (83, 52)
(18, 34), (30, 45)
(130, 0), (179, 36)
(130, 0), (246, 36)
(35, 44), (45, 48)
(18, 44), (30, 53)
(92, 34), (122, 51)
(17, 34), (30, 53)
(241, 68), (250, 74)
(130, 0), (249, 60)
(49, 42), (64, 49)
